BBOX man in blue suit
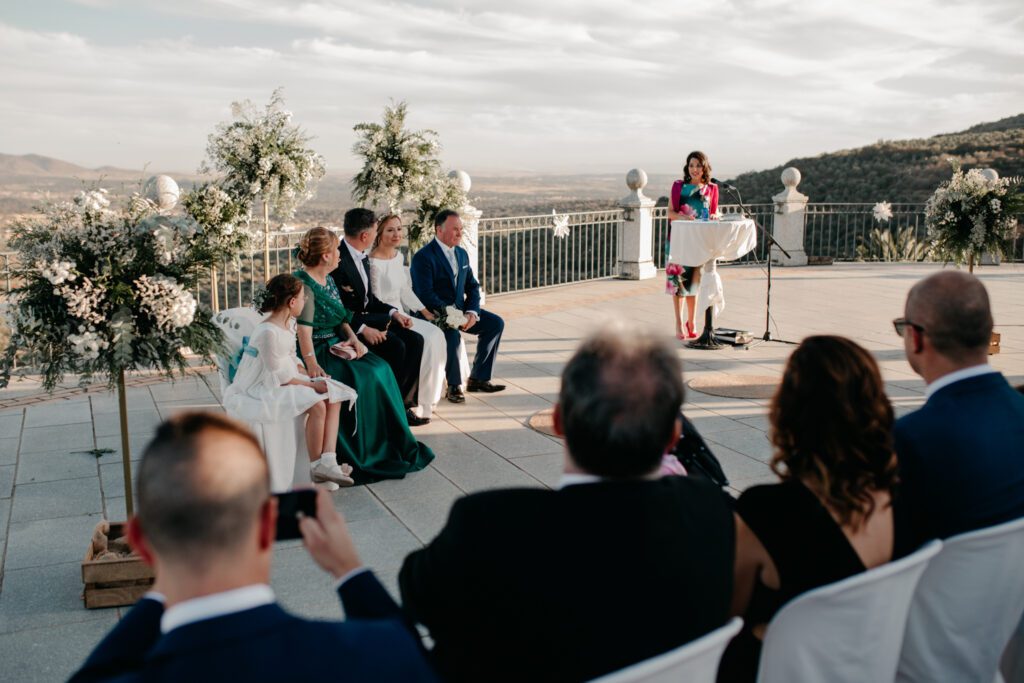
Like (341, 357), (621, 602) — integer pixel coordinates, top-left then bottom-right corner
(894, 271), (1024, 553)
(411, 209), (505, 403)
(70, 412), (437, 683)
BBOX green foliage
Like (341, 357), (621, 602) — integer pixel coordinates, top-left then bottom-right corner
(728, 114), (1024, 204)
(351, 101), (466, 248)
(856, 227), (931, 262)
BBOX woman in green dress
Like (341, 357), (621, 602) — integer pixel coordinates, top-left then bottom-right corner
(294, 226), (434, 481)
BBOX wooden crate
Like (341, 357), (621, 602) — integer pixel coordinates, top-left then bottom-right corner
(81, 521), (155, 609)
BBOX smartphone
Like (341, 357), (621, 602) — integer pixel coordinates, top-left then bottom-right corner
(274, 489), (317, 541)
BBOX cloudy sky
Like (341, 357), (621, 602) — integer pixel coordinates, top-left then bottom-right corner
(1, 0), (1022, 177)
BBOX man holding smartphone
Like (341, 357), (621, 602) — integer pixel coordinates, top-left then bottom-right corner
(71, 412), (437, 683)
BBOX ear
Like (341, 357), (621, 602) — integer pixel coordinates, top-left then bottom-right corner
(552, 403), (565, 437)
(127, 517), (157, 567)
(665, 416), (683, 453)
(258, 497), (277, 551)
(911, 325), (925, 354)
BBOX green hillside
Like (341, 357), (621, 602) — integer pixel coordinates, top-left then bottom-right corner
(728, 114), (1024, 204)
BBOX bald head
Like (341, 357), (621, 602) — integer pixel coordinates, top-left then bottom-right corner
(906, 271), (992, 362)
(137, 413), (269, 568)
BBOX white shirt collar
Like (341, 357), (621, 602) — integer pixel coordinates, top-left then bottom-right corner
(161, 584), (275, 634)
(925, 364), (997, 399)
(343, 238), (367, 262)
(434, 237), (455, 255)
(558, 472), (602, 489)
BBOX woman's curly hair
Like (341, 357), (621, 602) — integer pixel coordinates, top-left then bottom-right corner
(683, 151), (712, 185)
(296, 226), (339, 267)
(769, 335), (898, 529)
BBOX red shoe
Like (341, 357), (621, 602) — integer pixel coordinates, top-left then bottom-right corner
(685, 321), (697, 339)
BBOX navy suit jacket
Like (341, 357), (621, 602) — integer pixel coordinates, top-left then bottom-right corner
(70, 571), (438, 683)
(410, 240), (480, 315)
(894, 372), (1024, 553)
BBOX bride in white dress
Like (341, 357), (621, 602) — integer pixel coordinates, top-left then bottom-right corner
(369, 214), (449, 421)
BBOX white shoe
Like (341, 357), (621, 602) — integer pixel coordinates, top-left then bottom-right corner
(311, 461), (355, 487)
(315, 480), (341, 492)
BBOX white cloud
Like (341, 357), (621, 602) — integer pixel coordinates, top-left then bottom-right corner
(0, 0), (1021, 177)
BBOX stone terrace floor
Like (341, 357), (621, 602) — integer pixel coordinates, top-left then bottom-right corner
(1, 262), (1023, 681)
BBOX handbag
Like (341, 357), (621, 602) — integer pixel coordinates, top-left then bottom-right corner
(669, 413), (730, 488)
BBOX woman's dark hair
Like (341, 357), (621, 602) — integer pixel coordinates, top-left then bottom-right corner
(259, 273), (303, 314)
(769, 335), (898, 529)
(297, 226), (338, 267)
(683, 151), (712, 185)
(373, 213), (402, 250)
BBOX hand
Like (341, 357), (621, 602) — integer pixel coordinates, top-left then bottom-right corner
(354, 341), (368, 359)
(392, 311), (413, 329)
(299, 488), (363, 580)
(461, 312), (478, 331)
(312, 380), (329, 395)
(420, 308), (436, 322)
(306, 360), (327, 379)
(361, 327), (387, 345)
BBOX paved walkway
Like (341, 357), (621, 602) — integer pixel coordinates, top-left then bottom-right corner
(1, 262), (1022, 680)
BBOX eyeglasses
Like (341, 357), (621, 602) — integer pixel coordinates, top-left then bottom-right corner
(892, 317), (924, 337)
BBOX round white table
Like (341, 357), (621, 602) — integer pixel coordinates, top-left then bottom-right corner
(668, 217), (757, 348)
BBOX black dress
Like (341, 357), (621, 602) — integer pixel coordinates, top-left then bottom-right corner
(717, 480), (869, 682)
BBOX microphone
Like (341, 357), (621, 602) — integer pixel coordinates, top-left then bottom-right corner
(711, 177), (736, 190)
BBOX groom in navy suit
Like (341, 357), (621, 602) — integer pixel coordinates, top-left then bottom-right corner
(70, 412), (437, 683)
(411, 209), (505, 403)
(894, 271), (1024, 553)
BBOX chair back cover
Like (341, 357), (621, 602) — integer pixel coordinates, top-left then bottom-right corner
(590, 618), (742, 683)
(756, 540), (941, 683)
(897, 516), (1024, 683)
(212, 307), (263, 391)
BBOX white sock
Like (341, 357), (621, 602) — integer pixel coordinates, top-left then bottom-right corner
(317, 453), (337, 469)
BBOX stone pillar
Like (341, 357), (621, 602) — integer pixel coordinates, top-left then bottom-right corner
(449, 169), (485, 303)
(618, 168), (657, 280)
(770, 167), (809, 266)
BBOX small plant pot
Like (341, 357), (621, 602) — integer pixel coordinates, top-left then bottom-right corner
(81, 521), (155, 609)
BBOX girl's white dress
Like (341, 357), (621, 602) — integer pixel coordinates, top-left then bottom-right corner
(369, 253), (448, 418)
(222, 320), (356, 491)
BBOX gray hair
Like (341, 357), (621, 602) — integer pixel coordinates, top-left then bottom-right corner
(906, 271), (992, 361)
(559, 328), (683, 477)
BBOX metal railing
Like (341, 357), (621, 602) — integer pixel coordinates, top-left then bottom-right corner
(805, 203), (927, 261)
(652, 204), (776, 269)
(476, 209), (621, 295)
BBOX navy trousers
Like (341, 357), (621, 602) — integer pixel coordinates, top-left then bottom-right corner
(443, 309), (504, 386)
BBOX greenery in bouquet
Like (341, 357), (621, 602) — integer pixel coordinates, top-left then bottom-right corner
(202, 88), (326, 222)
(430, 305), (469, 331)
(351, 101), (466, 248)
(925, 165), (1024, 267)
(0, 186), (249, 391)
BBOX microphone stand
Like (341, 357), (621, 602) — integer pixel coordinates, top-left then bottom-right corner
(720, 184), (797, 345)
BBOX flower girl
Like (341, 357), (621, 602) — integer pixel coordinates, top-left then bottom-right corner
(223, 274), (357, 491)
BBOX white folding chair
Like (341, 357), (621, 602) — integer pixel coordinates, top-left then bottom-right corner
(590, 618), (742, 683)
(897, 516), (1024, 683)
(756, 540), (942, 683)
(213, 307), (307, 493)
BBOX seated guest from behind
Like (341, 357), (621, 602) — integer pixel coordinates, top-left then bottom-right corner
(721, 336), (899, 683)
(399, 329), (736, 682)
(70, 412), (437, 683)
(410, 209), (505, 403)
(894, 270), (1024, 551)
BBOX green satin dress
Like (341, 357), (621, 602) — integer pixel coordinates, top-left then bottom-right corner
(294, 269), (434, 482)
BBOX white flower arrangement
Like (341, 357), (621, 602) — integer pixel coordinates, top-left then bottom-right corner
(924, 166), (1023, 267)
(0, 185), (237, 391)
(551, 210), (570, 239)
(351, 101), (466, 248)
(872, 201), (893, 223)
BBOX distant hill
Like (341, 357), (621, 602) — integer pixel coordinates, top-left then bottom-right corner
(0, 153), (145, 179)
(727, 113), (1024, 204)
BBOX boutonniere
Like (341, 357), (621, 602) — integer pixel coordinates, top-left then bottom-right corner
(341, 285), (354, 293)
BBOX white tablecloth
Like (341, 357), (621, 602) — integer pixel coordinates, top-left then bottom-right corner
(669, 218), (757, 318)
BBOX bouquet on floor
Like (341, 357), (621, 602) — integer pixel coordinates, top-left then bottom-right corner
(0, 186), (253, 391)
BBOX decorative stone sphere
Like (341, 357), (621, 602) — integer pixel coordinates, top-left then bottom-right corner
(979, 168), (999, 181)
(626, 168), (648, 191)
(448, 169), (472, 194)
(780, 167), (801, 189)
(143, 175), (180, 211)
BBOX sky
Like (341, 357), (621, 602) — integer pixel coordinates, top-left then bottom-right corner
(1, 0), (1022, 178)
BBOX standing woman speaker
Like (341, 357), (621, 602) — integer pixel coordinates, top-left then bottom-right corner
(666, 151), (719, 339)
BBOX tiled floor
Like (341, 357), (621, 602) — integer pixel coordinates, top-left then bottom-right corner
(1, 262), (1022, 680)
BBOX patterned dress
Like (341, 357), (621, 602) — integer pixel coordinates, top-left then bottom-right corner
(665, 182), (719, 296)
(294, 269), (434, 482)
